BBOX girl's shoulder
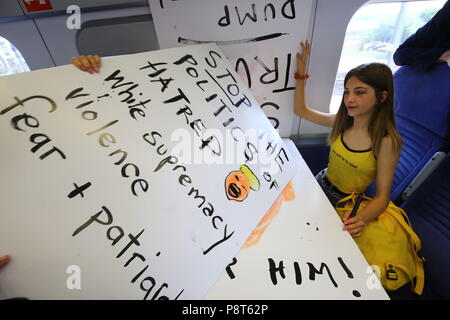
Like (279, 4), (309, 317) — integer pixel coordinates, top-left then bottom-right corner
(381, 134), (395, 146)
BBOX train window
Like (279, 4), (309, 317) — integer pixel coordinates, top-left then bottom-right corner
(0, 36), (30, 76)
(76, 15), (160, 57)
(329, 0), (446, 113)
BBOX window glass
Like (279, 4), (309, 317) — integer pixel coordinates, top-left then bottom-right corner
(77, 15), (159, 57)
(0, 36), (30, 76)
(330, 0), (446, 113)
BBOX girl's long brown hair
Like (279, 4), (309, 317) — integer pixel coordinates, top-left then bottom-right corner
(329, 63), (402, 156)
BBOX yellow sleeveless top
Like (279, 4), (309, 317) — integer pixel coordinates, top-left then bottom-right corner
(326, 134), (377, 194)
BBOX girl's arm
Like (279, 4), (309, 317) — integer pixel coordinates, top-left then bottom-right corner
(361, 136), (400, 221)
(294, 41), (336, 128)
(343, 136), (400, 237)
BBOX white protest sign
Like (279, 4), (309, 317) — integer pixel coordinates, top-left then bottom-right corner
(149, 0), (314, 137)
(206, 140), (389, 300)
(0, 43), (297, 299)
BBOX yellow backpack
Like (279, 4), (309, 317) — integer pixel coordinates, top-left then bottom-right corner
(336, 194), (425, 295)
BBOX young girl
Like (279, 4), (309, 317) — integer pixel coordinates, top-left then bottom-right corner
(295, 41), (402, 238)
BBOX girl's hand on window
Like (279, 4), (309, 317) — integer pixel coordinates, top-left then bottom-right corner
(296, 40), (310, 75)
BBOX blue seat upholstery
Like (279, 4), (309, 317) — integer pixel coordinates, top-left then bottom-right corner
(401, 153), (450, 299)
(366, 64), (450, 203)
(392, 64), (450, 202)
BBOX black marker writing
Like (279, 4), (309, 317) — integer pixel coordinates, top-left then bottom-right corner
(268, 257), (360, 297)
(218, 1), (296, 27)
(1, 96), (66, 161)
(71, 204), (184, 300)
(68, 182), (92, 199)
(66, 87), (149, 197)
(102, 71), (152, 120)
(226, 257), (238, 279)
(307, 262), (338, 288)
(178, 32), (288, 45)
(0, 95), (57, 116)
(144, 131), (235, 255)
(140, 60), (174, 92)
(338, 257), (361, 298)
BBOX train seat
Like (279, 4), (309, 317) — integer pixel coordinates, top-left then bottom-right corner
(401, 152), (450, 299)
(366, 63), (450, 204)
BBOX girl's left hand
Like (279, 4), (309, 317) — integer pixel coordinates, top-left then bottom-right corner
(296, 40), (310, 75)
(342, 214), (365, 238)
(0, 255), (11, 268)
(71, 55), (101, 73)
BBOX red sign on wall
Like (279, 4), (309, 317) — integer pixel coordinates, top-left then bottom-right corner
(22, 0), (53, 13)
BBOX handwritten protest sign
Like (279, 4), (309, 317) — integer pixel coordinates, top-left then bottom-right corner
(206, 140), (389, 300)
(149, 0), (314, 137)
(0, 43), (297, 299)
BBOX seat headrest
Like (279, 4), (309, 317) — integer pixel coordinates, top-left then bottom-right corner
(394, 64), (450, 138)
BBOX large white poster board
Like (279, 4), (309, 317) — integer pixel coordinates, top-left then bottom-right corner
(0, 43), (298, 299)
(149, 0), (314, 137)
(206, 140), (389, 300)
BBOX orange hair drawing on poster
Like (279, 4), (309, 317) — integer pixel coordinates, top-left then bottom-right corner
(243, 180), (296, 248)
